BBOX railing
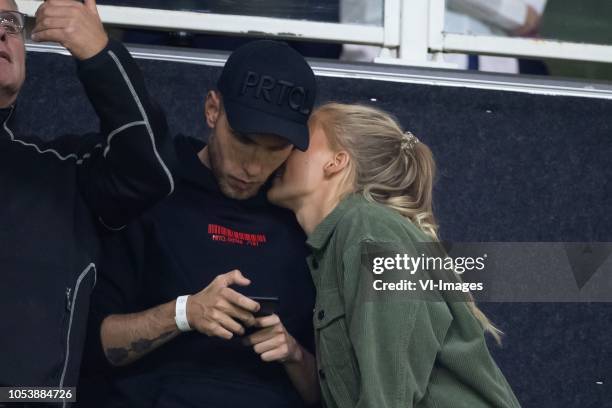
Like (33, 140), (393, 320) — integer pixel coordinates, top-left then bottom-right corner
(16, 0), (612, 68)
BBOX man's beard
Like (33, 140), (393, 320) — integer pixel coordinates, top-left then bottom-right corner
(208, 136), (260, 200)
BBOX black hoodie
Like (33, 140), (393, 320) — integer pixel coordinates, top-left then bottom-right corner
(0, 39), (175, 394)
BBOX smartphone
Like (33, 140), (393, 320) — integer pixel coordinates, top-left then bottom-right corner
(249, 296), (280, 318)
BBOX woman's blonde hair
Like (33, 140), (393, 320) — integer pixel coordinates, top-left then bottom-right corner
(311, 102), (503, 344)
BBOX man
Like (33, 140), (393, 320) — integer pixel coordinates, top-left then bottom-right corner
(445, 0), (543, 73)
(84, 41), (320, 407)
(0, 0), (174, 393)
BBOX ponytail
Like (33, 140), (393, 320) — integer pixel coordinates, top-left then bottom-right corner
(312, 102), (503, 344)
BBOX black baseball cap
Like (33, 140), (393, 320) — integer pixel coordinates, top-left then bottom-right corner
(217, 40), (316, 151)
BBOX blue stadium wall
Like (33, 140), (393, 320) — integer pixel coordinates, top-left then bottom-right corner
(18, 47), (611, 408)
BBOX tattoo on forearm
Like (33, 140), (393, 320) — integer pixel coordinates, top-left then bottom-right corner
(106, 347), (129, 365)
(105, 331), (174, 365)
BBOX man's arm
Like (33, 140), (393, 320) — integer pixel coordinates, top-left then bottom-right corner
(101, 300), (180, 366)
(32, 0), (175, 229)
(447, 0), (540, 35)
(101, 270), (260, 366)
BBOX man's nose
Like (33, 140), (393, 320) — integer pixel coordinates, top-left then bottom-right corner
(243, 159), (263, 178)
(0, 26), (7, 42)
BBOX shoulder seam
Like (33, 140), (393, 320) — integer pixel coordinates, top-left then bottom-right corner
(107, 50), (175, 197)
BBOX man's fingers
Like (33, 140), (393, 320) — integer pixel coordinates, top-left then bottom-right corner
(84, 0), (99, 14)
(214, 312), (245, 336)
(32, 0), (108, 59)
(45, 0), (83, 5)
(30, 28), (66, 43)
(220, 302), (256, 327)
(32, 17), (72, 33)
(209, 323), (233, 340)
(222, 287), (260, 313)
(38, 2), (80, 12)
(218, 269), (251, 287)
(34, 2), (79, 28)
(36, 0), (79, 17)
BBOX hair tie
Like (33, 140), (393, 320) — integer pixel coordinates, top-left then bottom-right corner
(401, 131), (419, 152)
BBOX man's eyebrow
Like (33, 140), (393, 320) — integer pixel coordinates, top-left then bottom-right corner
(231, 127), (290, 150)
(253, 134), (291, 150)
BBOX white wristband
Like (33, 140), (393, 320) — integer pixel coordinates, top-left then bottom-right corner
(175, 295), (192, 332)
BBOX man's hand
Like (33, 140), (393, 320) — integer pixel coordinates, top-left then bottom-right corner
(187, 269), (260, 340)
(31, 0), (108, 60)
(243, 314), (303, 364)
(512, 5), (540, 37)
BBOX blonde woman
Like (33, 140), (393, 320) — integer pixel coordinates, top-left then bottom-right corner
(267, 103), (520, 408)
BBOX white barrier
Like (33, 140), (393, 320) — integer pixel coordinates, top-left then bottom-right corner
(16, 0), (612, 68)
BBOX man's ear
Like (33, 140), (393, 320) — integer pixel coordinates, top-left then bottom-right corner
(204, 90), (221, 128)
(323, 150), (350, 178)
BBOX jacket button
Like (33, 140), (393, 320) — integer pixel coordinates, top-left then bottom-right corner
(318, 368), (326, 380)
(318, 310), (325, 320)
(312, 258), (319, 269)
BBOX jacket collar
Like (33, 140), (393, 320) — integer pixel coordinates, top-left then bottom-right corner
(0, 104), (16, 138)
(306, 193), (363, 252)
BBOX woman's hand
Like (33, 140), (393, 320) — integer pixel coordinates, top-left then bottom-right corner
(244, 314), (320, 404)
(243, 314), (303, 364)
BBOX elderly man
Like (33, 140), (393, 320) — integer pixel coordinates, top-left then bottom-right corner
(0, 0), (174, 393)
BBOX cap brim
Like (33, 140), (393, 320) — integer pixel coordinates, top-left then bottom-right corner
(223, 99), (310, 151)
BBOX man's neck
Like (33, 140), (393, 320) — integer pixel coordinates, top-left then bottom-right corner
(0, 91), (17, 109)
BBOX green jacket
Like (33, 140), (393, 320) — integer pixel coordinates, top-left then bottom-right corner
(306, 194), (521, 408)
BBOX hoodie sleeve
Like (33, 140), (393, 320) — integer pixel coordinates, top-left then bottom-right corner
(74, 39), (176, 230)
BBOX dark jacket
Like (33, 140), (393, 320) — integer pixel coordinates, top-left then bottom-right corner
(0, 39), (175, 393)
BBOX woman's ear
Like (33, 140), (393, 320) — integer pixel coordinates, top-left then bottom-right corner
(323, 150), (350, 178)
(204, 90), (221, 128)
